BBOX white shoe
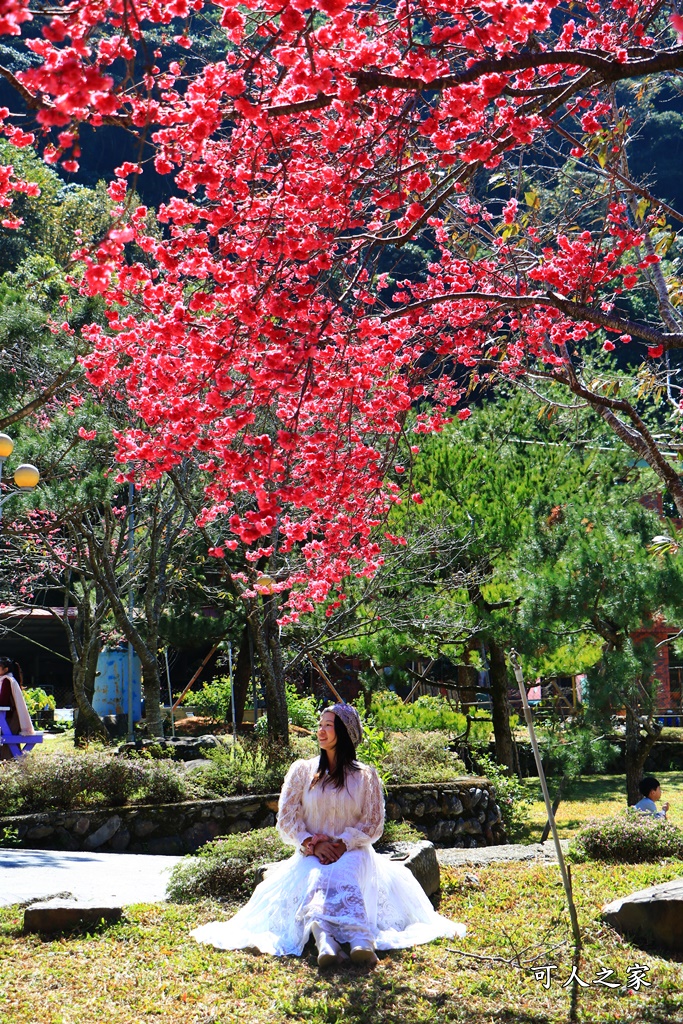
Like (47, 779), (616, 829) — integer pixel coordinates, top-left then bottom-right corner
(312, 925), (343, 968)
(350, 944), (378, 966)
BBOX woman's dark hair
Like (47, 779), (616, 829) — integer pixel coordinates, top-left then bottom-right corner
(0, 656), (22, 686)
(312, 713), (360, 790)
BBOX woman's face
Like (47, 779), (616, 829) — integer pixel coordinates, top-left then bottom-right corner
(317, 711), (338, 755)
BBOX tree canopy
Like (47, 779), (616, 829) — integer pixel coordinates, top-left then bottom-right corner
(1, 0), (683, 628)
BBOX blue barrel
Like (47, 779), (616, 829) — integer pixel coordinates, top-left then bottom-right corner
(93, 648), (142, 721)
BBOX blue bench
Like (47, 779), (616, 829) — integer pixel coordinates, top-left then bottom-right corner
(0, 706), (43, 758)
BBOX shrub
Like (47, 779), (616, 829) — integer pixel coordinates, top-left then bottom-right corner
(0, 752), (190, 815)
(187, 676), (232, 723)
(192, 740), (297, 798)
(167, 828), (291, 902)
(285, 683), (320, 731)
(381, 731), (466, 785)
(380, 820), (424, 844)
(251, 686), (320, 735)
(568, 812), (683, 864)
(23, 688), (56, 719)
(474, 752), (531, 842)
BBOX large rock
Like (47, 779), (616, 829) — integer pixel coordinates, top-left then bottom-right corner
(24, 899), (122, 933)
(395, 840), (441, 897)
(602, 879), (683, 950)
(84, 815), (121, 850)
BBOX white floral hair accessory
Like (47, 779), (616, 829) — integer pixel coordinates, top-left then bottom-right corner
(329, 703), (363, 748)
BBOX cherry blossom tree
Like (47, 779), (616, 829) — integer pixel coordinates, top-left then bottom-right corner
(2, 2), (683, 735)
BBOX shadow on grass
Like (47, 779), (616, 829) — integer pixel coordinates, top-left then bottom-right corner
(282, 955), (559, 1024)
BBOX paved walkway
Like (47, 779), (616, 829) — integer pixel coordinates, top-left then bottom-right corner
(0, 848), (182, 907)
(437, 841), (569, 868)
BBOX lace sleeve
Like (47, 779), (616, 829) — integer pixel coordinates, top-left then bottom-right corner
(338, 764), (385, 850)
(277, 759), (313, 847)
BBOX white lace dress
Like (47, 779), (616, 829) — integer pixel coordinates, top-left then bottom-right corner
(191, 756), (465, 955)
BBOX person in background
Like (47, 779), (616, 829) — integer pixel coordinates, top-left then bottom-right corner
(634, 776), (669, 819)
(0, 656), (35, 760)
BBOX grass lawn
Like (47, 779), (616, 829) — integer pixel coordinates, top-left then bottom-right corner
(520, 771), (683, 842)
(1, 859), (683, 1024)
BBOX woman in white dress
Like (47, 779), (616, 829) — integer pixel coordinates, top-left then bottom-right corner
(192, 704), (465, 966)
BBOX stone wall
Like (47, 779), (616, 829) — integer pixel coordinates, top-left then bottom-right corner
(0, 776), (505, 855)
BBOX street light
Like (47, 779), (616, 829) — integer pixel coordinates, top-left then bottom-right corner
(0, 433), (40, 521)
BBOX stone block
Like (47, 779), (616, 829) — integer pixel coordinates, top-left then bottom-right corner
(84, 816), (121, 850)
(133, 819), (158, 839)
(24, 900), (122, 934)
(73, 817), (91, 836)
(54, 827), (80, 852)
(403, 841), (441, 897)
(447, 795), (464, 816)
(602, 880), (683, 950)
(144, 835), (184, 856)
(110, 827), (131, 853)
(26, 824), (55, 840)
(226, 818), (253, 834)
(182, 821), (220, 852)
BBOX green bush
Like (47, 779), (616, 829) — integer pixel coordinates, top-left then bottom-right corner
(474, 753), (531, 842)
(568, 812), (683, 864)
(286, 683), (320, 731)
(23, 688), (56, 719)
(167, 828), (291, 902)
(186, 676), (232, 723)
(192, 740), (298, 798)
(380, 820), (424, 844)
(370, 691), (492, 742)
(382, 731), (466, 785)
(0, 752), (190, 815)
(252, 685), (320, 736)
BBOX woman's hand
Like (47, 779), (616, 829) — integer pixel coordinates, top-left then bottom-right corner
(313, 839), (347, 864)
(302, 833), (329, 855)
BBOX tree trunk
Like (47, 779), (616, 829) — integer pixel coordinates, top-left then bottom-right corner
(457, 660), (478, 712)
(139, 648), (164, 737)
(231, 625), (252, 727)
(624, 707), (660, 805)
(250, 600), (289, 742)
(488, 640), (519, 774)
(73, 654), (107, 743)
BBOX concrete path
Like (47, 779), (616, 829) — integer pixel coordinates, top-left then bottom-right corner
(0, 848), (182, 907)
(437, 841), (569, 868)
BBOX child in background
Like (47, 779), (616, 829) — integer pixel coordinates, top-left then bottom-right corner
(634, 776), (669, 819)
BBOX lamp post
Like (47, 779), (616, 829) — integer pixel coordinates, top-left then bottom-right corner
(0, 433), (40, 520)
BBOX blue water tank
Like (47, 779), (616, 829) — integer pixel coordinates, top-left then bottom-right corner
(93, 648), (142, 721)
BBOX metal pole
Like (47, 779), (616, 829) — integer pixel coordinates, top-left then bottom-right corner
(228, 641), (237, 744)
(127, 481), (135, 741)
(164, 647), (175, 738)
(0, 457), (4, 523)
(508, 649), (582, 951)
